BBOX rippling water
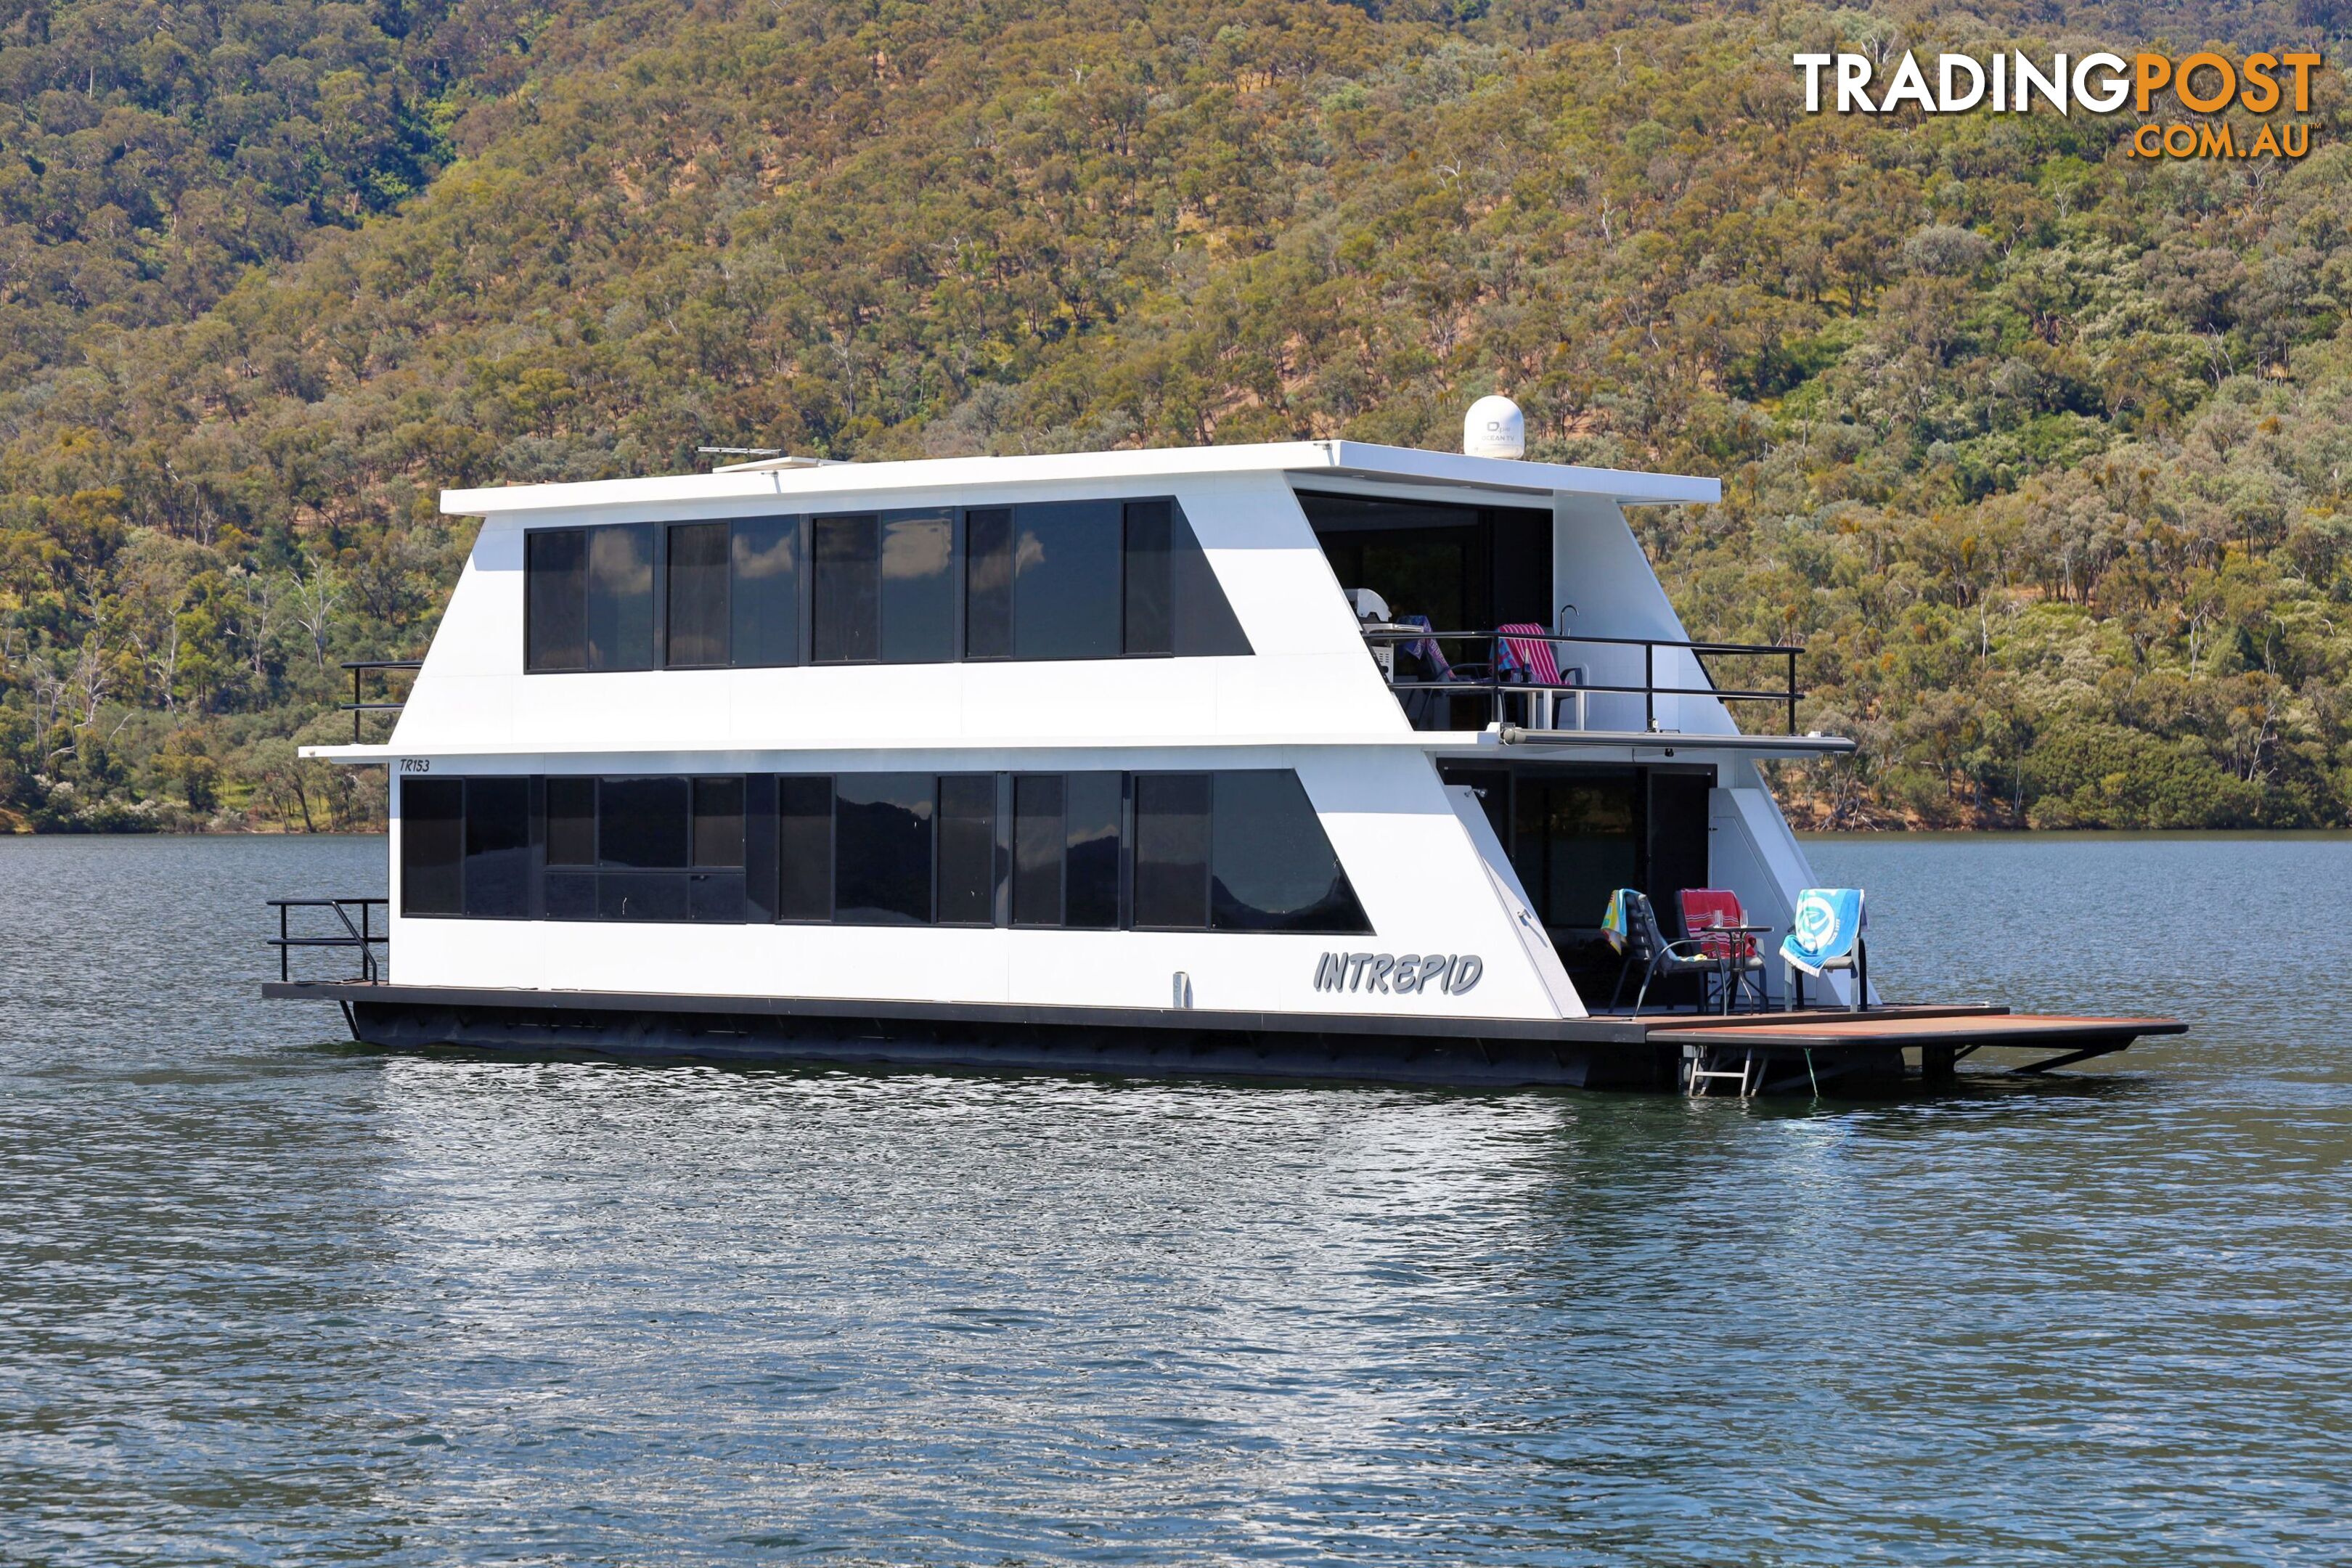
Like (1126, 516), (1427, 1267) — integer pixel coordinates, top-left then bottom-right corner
(2, 832), (2348, 1564)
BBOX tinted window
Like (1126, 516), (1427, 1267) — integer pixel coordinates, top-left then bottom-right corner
(1065, 772), (1122, 929)
(834, 773), (931, 924)
(693, 777), (745, 867)
(526, 529), (588, 671)
(690, 870), (746, 924)
(936, 774), (997, 926)
(1132, 772), (1209, 929)
(600, 872), (689, 923)
(544, 870), (597, 920)
(545, 777), (596, 866)
(600, 776), (690, 868)
(743, 774), (779, 921)
(732, 516), (800, 667)
(1122, 502), (1172, 656)
(400, 777), (464, 916)
(1013, 501), (1121, 659)
(587, 523), (656, 671)
(777, 775), (833, 921)
(1210, 770), (1370, 933)
(964, 507), (1013, 659)
(1513, 771), (1638, 936)
(666, 522), (730, 667)
(813, 513), (879, 663)
(881, 512), (955, 663)
(1011, 774), (1063, 927)
(462, 776), (531, 918)
(1171, 502), (1250, 656)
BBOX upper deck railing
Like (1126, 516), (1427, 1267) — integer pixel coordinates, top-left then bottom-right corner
(340, 660), (423, 743)
(1360, 627), (1805, 735)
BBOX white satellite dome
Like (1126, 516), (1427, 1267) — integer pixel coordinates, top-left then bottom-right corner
(1463, 394), (1525, 459)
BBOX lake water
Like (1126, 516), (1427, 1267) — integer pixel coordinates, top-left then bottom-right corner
(2, 832), (2348, 1565)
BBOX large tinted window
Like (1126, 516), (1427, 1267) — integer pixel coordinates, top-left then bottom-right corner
(1011, 774), (1063, 927)
(1010, 501), (1122, 660)
(587, 523), (656, 671)
(1511, 770), (1639, 938)
(777, 775), (833, 921)
(546, 777), (596, 866)
(1122, 502), (1172, 657)
(463, 777), (531, 918)
(732, 516), (801, 667)
(965, 507), (1013, 660)
(1169, 503), (1250, 656)
(936, 775), (997, 926)
(526, 530), (589, 671)
(743, 774), (780, 922)
(1132, 772), (1209, 929)
(600, 776), (690, 868)
(813, 513), (880, 663)
(530, 498), (1243, 673)
(543, 775), (597, 920)
(401, 777), (464, 915)
(666, 522), (730, 667)
(693, 777), (745, 867)
(835, 774), (931, 924)
(1065, 772), (1122, 930)
(881, 513), (955, 663)
(402, 769), (1365, 934)
(1209, 770), (1369, 934)
(689, 776), (746, 923)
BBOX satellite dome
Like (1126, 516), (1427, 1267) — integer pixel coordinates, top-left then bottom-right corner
(1463, 395), (1525, 459)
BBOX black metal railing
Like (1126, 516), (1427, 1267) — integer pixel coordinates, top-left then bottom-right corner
(1360, 628), (1805, 735)
(268, 897), (388, 983)
(340, 660), (423, 743)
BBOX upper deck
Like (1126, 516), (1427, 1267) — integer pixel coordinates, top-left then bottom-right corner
(307, 438), (1849, 766)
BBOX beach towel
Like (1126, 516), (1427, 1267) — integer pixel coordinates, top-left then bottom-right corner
(1600, 887), (1637, 955)
(1395, 614), (1453, 680)
(1495, 622), (1563, 685)
(1780, 888), (1865, 976)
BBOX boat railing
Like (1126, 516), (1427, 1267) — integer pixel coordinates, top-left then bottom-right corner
(268, 897), (388, 984)
(1359, 627), (1805, 735)
(340, 660), (423, 743)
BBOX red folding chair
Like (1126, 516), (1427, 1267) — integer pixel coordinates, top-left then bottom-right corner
(1678, 888), (1768, 1011)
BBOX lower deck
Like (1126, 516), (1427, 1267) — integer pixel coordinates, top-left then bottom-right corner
(265, 981), (2185, 1095)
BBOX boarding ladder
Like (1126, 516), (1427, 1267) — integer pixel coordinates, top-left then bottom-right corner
(1684, 1043), (1760, 1098)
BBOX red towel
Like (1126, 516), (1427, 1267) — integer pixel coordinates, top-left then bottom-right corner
(1496, 623), (1563, 685)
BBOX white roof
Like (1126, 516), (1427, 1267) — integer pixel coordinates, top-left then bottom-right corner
(440, 439), (1720, 517)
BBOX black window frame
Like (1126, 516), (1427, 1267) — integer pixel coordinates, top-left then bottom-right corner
(399, 767), (1363, 936)
(527, 498), (1246, 674)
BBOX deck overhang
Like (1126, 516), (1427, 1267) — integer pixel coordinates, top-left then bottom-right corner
(301, 728), (1854, 764)
(440, 440), (1722, 519)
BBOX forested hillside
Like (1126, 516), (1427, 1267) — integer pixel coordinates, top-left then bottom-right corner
(2, 0), (2348, 830)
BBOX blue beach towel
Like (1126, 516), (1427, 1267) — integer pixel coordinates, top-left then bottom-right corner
(1780, 888), (1865, 976)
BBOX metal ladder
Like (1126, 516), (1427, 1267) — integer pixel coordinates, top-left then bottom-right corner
(1686, 1044), (1760, 1098)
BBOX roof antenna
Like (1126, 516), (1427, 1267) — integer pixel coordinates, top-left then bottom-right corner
(698, 446), (785, 458)
(1463, 396), (1525, 459)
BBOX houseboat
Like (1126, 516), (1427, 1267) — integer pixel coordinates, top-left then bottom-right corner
(266, 403), (2182, 1093)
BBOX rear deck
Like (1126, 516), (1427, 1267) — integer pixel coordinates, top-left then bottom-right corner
(264, 981), (2183, 1095)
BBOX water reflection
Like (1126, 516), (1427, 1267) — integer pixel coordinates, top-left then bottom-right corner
(1, 833), (2348, 1563)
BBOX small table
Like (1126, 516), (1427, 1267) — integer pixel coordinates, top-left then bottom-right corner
(1692, 923), (1775, 1013)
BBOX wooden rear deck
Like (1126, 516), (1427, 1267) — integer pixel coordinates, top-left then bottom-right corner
(1638, 1006), (2187, 1084)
